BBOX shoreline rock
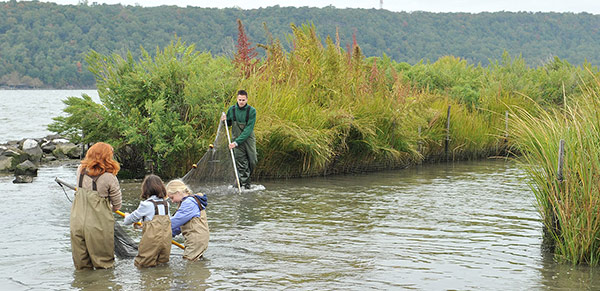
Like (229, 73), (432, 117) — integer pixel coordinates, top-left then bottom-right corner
(0, 135), (83, 183)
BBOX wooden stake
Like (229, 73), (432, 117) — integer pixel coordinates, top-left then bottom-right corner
(418, 126), (422, 154)
(445, 105), (451, 161)
(557, 139), (565, 182)
(504, 111), (509, 142)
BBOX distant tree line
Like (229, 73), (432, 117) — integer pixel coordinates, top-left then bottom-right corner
(1, 0), (600, 88)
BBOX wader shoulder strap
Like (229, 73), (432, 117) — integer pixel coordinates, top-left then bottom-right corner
(174, 196), (202, 215)
(192, 195), (205, 211)
(78, 170), (98, 191)
(149, 200), (168, 215)
(78, 172), (85, 188)
(232, 106), (250, 123)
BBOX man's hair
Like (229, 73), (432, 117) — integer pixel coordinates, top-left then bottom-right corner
(237, 90), (248, 97)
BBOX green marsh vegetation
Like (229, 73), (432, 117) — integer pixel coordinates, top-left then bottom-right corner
(49, 40), (238, 178)
(50, 21), (600, 264)
(50, 22), (594, 179)
(511, 73), (600, 265)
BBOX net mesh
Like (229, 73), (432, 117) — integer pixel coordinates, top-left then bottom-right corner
(182, 120), (238, 194)
(114, 223), (138, 259)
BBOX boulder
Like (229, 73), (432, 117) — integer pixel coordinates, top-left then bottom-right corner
(22, 139), (38, 150)
(44, 134), (63, 140)
(53, 143), (81, 159)
(25, 147), (43, 164)
(0, 156), (13, 171)
(22, 140), (43, 164)
(13, 175), (34, 183)
(15, 160), (38, 177)
(3, 147), (23, 157)
(67, 145), (83, 159)
(41, 140), (57, 153)
(42, 155), (57, 162)
(3, 147), (30, 167)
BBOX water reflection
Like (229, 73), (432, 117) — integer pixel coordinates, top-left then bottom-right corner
(71, 268), (121, 290)
(538, 249), (598, 290)
(139, 264), (174, 290)
(171, 259), (211, 290)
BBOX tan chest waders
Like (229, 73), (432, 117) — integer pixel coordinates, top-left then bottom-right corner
(70, 172), (115, 269)
(181, 195), (210, 261)
(134, 200), (172, 268)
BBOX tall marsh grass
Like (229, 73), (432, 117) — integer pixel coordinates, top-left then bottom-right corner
(240, 24), (519, 177)
(511, 76), (600, 265)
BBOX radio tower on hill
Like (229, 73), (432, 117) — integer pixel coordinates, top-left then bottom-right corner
(380, 0), (383, 9)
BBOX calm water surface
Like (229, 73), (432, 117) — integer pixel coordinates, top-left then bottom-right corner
(1, 160), (597, 290)
(1, 90), (598, 290)
(0, 89), (98, 143)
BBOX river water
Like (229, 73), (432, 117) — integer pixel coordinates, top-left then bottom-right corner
(1, 90), (598, 290)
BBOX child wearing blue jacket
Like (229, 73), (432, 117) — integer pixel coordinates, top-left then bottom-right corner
(166, 179), (209, 261)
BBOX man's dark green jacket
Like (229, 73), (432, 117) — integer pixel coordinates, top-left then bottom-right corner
(225, 103), (256, 145)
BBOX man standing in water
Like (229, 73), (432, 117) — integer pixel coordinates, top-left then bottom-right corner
(221, 90), (257, 189)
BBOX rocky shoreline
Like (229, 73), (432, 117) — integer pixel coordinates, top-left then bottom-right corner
(0, 135), (82, 183)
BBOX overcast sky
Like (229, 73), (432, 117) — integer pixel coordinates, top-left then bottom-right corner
(40, 0), (600, 14)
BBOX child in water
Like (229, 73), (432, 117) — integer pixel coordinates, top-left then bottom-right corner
(123, 174), (172, 267)
(166, 180), (209, 261)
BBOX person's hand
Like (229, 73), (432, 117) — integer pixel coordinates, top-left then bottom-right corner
(229, 143), (236, 149)
(220, 113), (226, 121)
(133, 223), (142, 230)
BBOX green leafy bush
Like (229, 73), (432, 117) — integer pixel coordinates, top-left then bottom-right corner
(49, 39), (236, 178)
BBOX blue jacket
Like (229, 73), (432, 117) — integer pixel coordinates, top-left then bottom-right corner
(171, 194), (207, 236)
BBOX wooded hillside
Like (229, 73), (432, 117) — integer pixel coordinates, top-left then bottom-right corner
(1, 1), (599, 88)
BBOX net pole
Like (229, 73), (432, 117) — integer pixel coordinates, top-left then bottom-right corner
(223, 112), (242, 194)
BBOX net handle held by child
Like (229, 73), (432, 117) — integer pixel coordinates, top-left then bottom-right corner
(222, 112), (242, 194)
(55, 177), (185, 250)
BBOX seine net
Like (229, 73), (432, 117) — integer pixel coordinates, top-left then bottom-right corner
(182, 119), (238, 194)
(114, 223), (138, 258)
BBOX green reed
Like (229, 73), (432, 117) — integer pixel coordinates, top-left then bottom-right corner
(51, 22), (595, 184)
(238, 24), (518, 178)
(511, 76), (600, 265)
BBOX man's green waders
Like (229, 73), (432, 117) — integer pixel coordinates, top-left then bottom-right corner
(70, 174), (115, 269)
(232, 120), (257, 187)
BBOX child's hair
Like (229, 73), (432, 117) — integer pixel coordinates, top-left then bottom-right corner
(141, 174), (167, 199)
(165, 179), (193, 196)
